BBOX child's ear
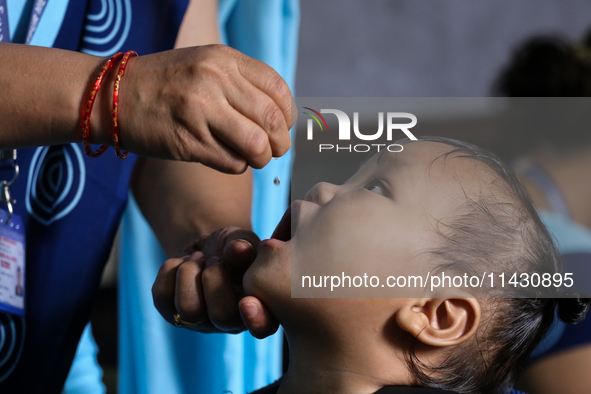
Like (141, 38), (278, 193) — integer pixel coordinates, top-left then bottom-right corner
(396, 297), (481, 347)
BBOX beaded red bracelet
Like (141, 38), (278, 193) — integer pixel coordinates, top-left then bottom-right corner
(112, 50), (138, 160)
(82, 52), (124, 158)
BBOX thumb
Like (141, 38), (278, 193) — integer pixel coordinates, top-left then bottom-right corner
(223, 229), (261, 276)
(239, 296), (279, 339)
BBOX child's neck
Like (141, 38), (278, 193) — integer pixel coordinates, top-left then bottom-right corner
(277, 326), (413, 394)
(278, 361), (383, 394)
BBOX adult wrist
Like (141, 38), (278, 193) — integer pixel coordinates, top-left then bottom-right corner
(81, 51), (137, 159)
(86, 56), (117, 146)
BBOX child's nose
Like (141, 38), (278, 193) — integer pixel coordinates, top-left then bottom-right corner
(305, 182), (339, 206)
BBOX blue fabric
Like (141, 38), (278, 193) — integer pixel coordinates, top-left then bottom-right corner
(530, 211), (591, 360)
(0, 0), (189, 392)
(62, 324), (106, 394)
(117, 1), (299, 393)
(518, 162), (571, 219)
(6, 0), (69, 45)
(0, 140), (136, 393)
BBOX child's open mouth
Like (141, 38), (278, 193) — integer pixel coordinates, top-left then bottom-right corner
(270, 204), (294, 242)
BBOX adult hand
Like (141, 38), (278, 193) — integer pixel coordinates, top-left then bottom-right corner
(113, 45), (294, 173)
(0, 43), (295, 163)
(152, 227), (279, 338)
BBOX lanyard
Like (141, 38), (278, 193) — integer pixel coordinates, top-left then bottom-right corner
(517, 160), (572, 219)
(0, 150), (18, 224)
(0, 0), (8, 43)
(0, 0), (49, 44)
(0, 1), (33, 320)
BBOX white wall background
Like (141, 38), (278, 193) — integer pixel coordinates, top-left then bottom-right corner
(296, 0), (591, 97)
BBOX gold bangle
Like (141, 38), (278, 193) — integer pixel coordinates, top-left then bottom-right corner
(173, 312), (203, 328)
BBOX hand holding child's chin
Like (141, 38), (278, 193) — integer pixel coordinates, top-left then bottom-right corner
(151, 227), (279, 338)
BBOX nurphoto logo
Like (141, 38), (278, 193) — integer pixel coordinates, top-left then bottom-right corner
(302, 108), (418, 153)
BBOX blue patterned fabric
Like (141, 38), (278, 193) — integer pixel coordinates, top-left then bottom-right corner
(0, 0), (189, 392)
(117, 1), (299, 394)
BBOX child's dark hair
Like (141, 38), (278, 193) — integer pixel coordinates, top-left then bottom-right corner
(399, 137), (591, 394)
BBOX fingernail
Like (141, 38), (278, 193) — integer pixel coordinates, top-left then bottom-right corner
(190, 252), (204, 260)
(236, 239), (255, 260)
(237, 239), (253, 250)
(241, 302), (259, 318)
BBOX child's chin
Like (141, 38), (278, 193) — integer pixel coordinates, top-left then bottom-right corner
(243, 262), (271, 299)
(242, 265), (259, 297)
(243, 264), (290, 310)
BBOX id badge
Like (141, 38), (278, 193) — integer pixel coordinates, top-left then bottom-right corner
(0, 209), (25, 316)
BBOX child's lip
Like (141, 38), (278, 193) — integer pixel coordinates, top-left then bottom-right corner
(270, 203), (294, 242)
(269, 200), (306, 242)
(259, 201), (304, 250)
(258, 238), (287, 249)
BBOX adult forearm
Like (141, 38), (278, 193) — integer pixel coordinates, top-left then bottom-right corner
(0, 43), (111, 148)
(132, 159), (253, 257)
(0, 42), (294, 173)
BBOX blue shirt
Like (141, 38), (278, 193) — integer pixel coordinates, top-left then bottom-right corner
(0, 0), (189, 391)
(117, 1), (299, 393)
(530, 211), (591, 361)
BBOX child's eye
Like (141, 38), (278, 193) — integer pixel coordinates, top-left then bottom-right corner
(364, 180), (389, 197)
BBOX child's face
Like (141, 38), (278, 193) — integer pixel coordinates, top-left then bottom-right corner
(244, 141), (491, 328)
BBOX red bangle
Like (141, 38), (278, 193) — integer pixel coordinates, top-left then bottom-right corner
(82, 52), (124, 158)
(112, 50), (138, 160)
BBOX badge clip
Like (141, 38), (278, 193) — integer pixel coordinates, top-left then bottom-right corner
(0, 149), (18, 225)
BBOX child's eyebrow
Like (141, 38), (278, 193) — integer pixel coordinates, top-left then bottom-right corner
(377, 150), (388, 165)
(377, 150), (400, 166)
(355, 150), (400, 174)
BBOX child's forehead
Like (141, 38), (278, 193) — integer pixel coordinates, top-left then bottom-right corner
(368, 141), (501, 194)
(371, 141), (470, 172)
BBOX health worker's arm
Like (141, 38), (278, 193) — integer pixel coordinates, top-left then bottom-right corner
(0, 16), (292, 172)
(137, 0), (279, 338)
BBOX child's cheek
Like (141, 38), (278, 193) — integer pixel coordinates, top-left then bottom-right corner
(244, 259), (291, 319)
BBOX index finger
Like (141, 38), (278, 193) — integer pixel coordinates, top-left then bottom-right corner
(224, 228), (261, 251)
(236, 54), (294, 130)
(222, 239), (256, 284)
(196, 227), (257, 258)
(222, 230), (261, 278)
